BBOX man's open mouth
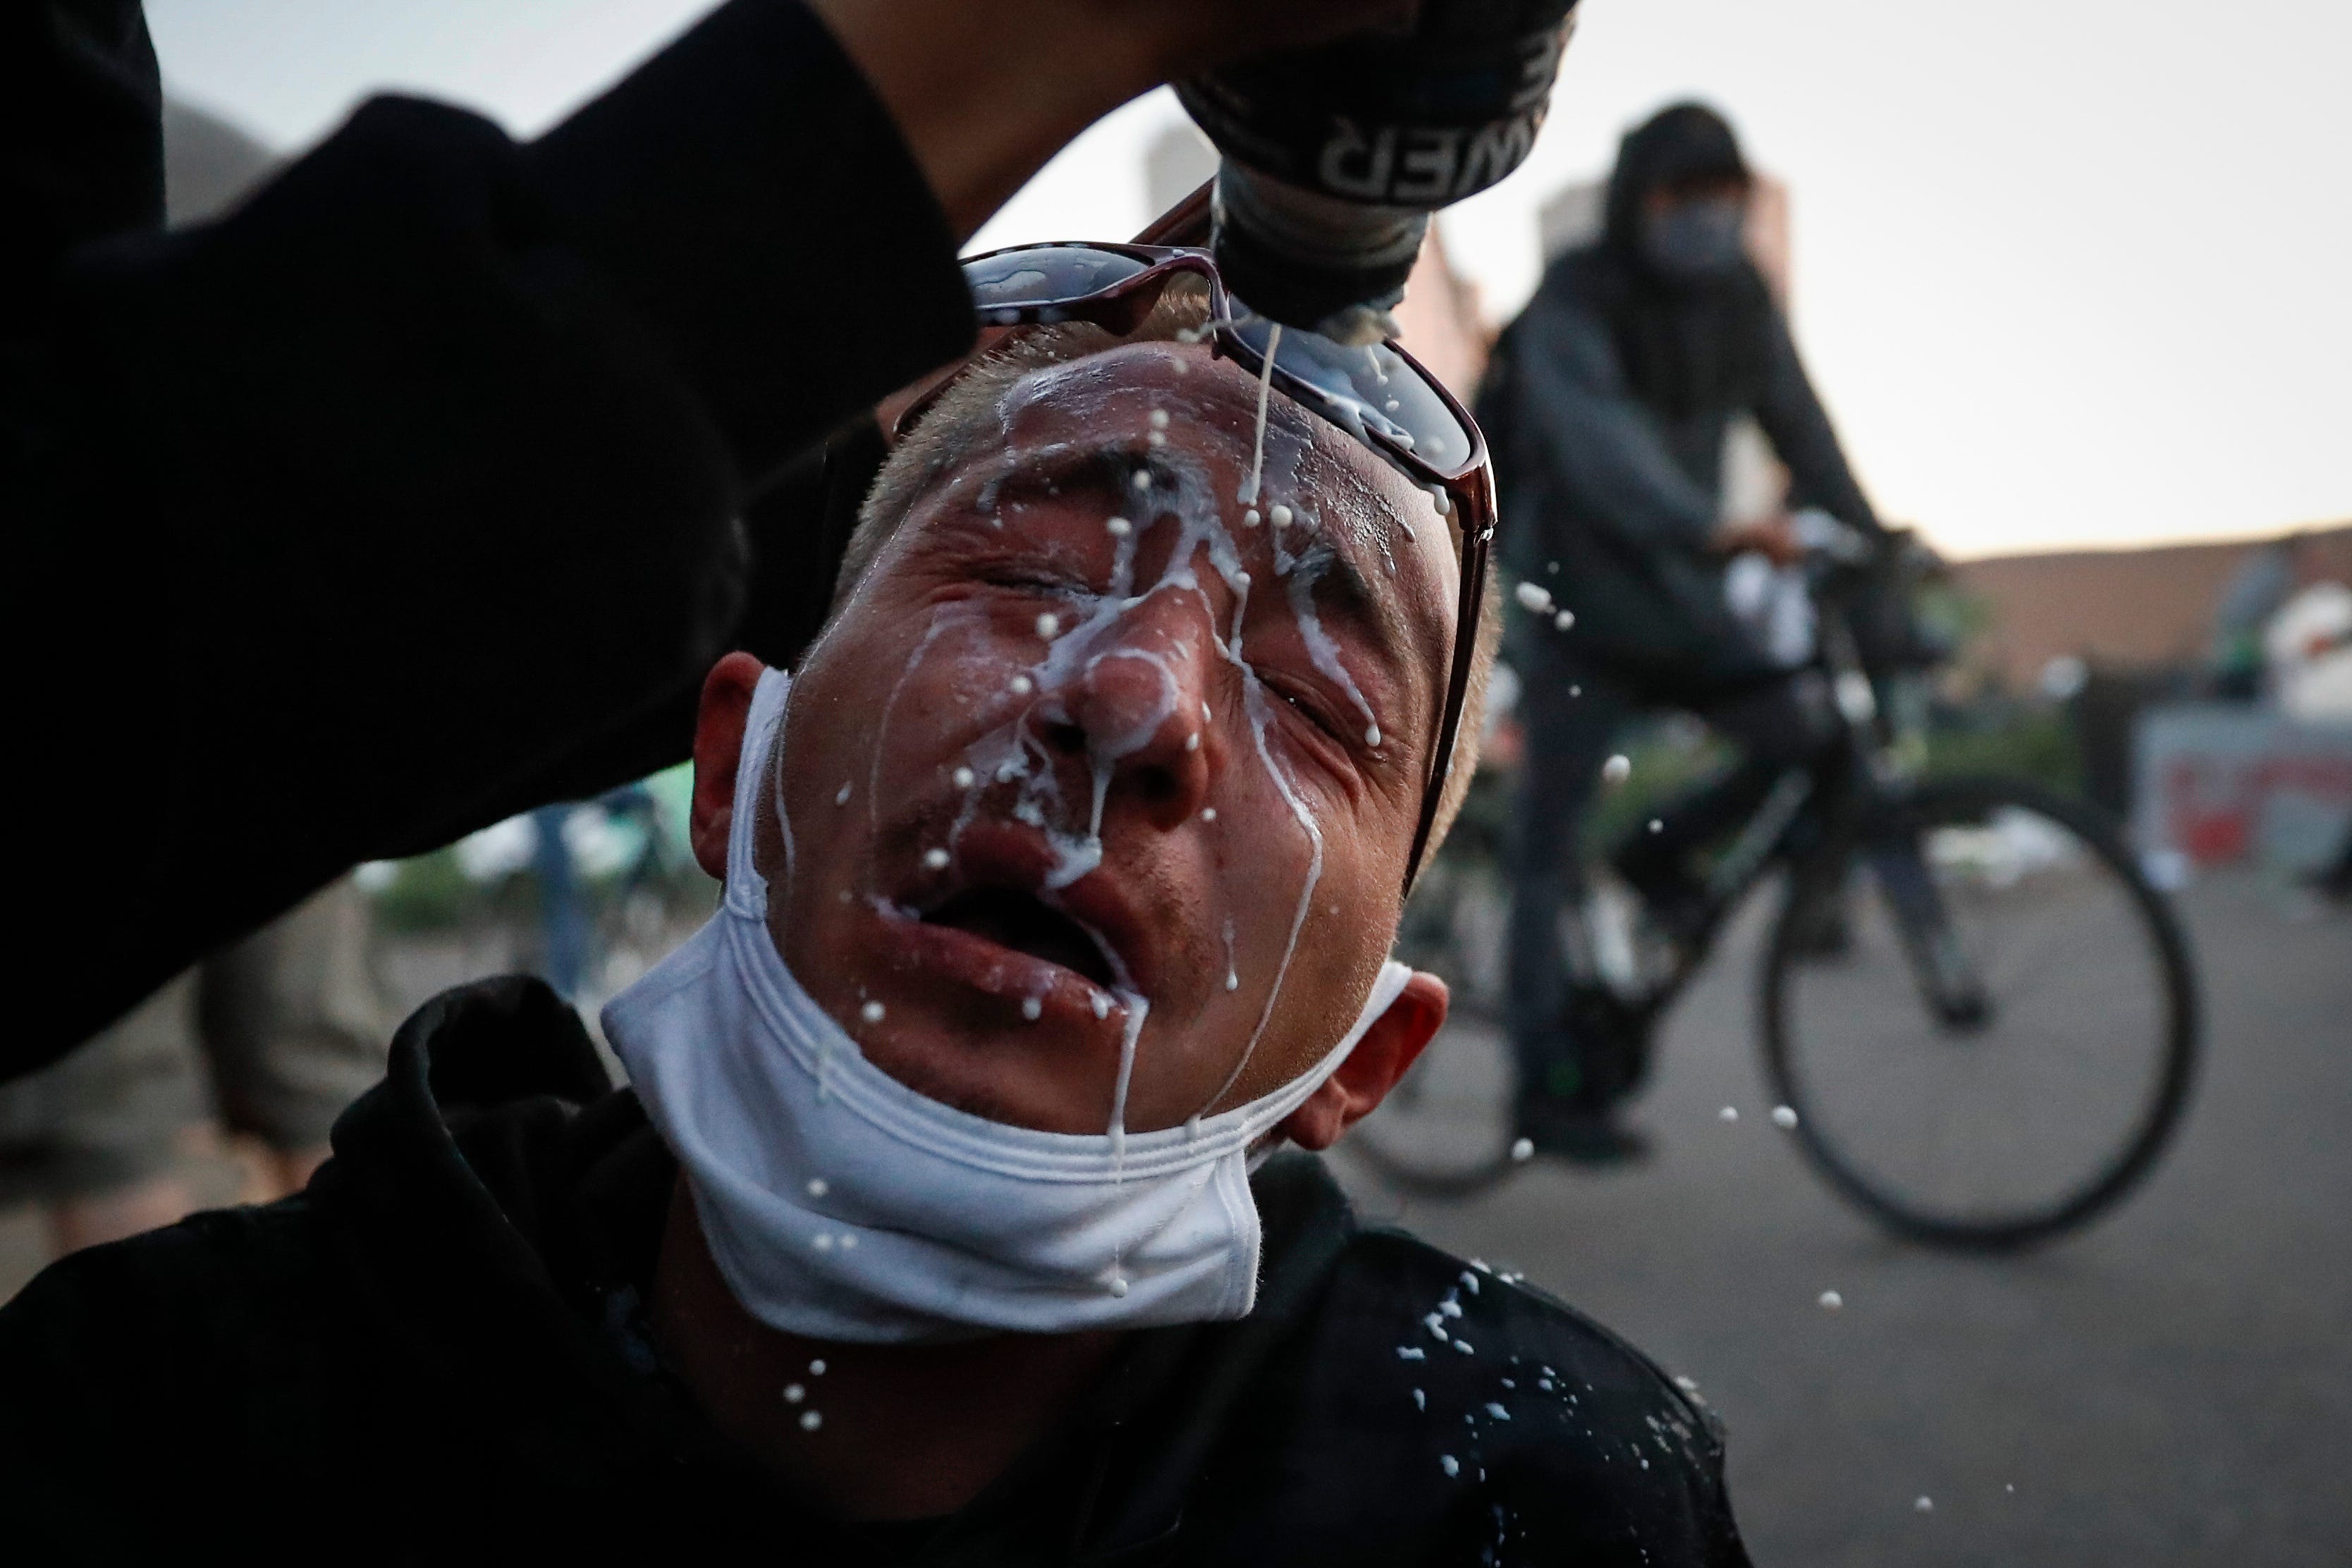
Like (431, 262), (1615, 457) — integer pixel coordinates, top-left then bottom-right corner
(920, 887), (1121, 991)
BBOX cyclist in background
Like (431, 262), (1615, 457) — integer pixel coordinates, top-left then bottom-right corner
(1478, 102), (1883, 1161)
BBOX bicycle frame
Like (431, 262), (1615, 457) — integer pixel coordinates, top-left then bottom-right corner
(1578, 534), (1990, 1038)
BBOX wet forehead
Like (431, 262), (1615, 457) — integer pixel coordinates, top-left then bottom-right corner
(981, 342), (1459, 677)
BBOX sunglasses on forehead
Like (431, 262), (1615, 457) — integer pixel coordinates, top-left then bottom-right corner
(895, 203), (1495, 890)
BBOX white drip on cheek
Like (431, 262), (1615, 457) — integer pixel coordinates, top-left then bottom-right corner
(1202, 675), (1326, 1113)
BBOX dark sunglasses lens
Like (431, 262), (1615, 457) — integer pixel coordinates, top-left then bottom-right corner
(964, 247), (1151, 323)
(1227, 317), (1475, 474)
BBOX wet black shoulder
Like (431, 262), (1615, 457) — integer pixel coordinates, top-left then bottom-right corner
(1180, 1225), (1749, 1567)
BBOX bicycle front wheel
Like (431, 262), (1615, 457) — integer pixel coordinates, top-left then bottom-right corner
(1761, 775), (2198, 1249)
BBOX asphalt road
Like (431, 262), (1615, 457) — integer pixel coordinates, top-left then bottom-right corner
(1330, 872), (2352, 1567)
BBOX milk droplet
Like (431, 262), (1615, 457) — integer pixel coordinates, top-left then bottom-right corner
(1106, 516), (1132, 537)
(1146, 429), (1166, 447)
(1364, 723), (1382, 747)
(1149, 408), (1170, 429)
(953, 766), (976, 789)
(1010, 674), (1034, 695)
(834, 782), (852, 805)
(1242, 508), (1262, 528)
(1090, 991), (1111, 1019)
(1184, 731), (1200, 752)
(1602, 754), (1631, 784)
(812, 1233), (834, 1251)
(1514, 581), (1554, 615)
(1428, 484), (1451, 516)
(809, 1359), (827, 1375)
(1554, 610), (1576, 631)
(1385, 398), (1401, 412)
(1569, 684), (1583, 697)
(1225, 970), (1239, 991)
(807, 1178), (829, 1198)
(1132, 471), (1152, 493)
(1510, 1137), (1535, 1162)
(1649, 819), (1665, 833)
(838, 1233), (856, 1249)
(1201, 807), (1217, 822)
(923, 847), (950, 870)
(1440, 1455), (1460, 1477)
(783, 1383), (804, 1403)
(1106, 1275), (1129, 1298)
(1021, 996), (1042, 1020)
(800, 1410), (823, 1432)
(1772, 1104), (1799, 1129)
(1268, 503), (1292, 527)
(860, 1001), (885, 1024)
(1036, 612), (1060, 639)
(1818, 1290), (1844, 1311)
(1412, 1388), (1426, 1410)
(1914, 1496), (1933, 1514)
(1718, 1105), (1739, 1122)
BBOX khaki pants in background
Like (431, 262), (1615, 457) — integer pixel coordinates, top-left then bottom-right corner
(0, 878), (390, 1209)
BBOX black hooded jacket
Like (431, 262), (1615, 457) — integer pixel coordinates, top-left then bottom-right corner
(0, 976), (1751, 1567)
(1480, 104), (1878, 692)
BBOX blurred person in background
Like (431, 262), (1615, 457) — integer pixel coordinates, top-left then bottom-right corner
(1477, 102), (1882, 1161)
(0, 880), (389, 1261)
(2207, 532), (2313, 700)
(8, 0), (1400, 1084)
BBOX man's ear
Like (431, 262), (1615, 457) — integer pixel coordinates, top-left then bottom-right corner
(1276, 971), (1449, 1152)
(690, 653), (768, 881)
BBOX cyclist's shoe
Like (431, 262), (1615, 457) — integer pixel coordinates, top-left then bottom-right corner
(1516, 1098), (1652, 1167)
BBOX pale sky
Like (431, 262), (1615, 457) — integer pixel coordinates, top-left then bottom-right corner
(148, 0), (2349, 560)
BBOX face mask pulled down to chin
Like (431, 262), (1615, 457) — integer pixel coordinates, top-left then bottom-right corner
(603, 667), (1411, 1344)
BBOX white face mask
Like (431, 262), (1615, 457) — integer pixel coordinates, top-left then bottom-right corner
(604, 667), (1411, 1343)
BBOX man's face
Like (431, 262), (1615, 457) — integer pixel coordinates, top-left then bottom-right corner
(759, 340), (1457, 1135)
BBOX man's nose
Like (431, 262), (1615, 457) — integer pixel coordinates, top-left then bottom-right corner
(1036, 615), (1215, 833)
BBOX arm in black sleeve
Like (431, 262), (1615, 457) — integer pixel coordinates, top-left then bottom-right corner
(1751, 305), (1880, 532)
(8, 0), (974, 1076)
(1511, 290), (1724, 558)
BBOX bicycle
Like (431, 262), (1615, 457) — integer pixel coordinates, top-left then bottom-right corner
(1351, 520), (2201, 1251)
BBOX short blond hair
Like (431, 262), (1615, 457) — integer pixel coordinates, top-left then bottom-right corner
(838, 285), (1497, 875)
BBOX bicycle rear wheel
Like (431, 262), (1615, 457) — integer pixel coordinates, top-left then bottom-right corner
(1761, 775), (2198, 1249)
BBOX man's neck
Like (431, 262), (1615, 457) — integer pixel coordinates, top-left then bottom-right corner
(649, 1180), (1122, 1521)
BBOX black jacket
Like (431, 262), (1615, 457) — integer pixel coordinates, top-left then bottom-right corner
(1481, 106), (1876, 694)
(0, 976), (1752, 1566)
(6, 0), (971, 1078)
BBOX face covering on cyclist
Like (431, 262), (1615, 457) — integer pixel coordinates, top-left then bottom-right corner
(604, 666), (1413, 1344)
(1642, 196), (1748, 281)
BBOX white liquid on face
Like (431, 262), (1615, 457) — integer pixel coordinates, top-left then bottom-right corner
(1239, 324), (1281, 507)
(819, 358), (1395, 1235)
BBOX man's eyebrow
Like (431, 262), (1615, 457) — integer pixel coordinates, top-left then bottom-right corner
(972, 441), (1141, 514)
